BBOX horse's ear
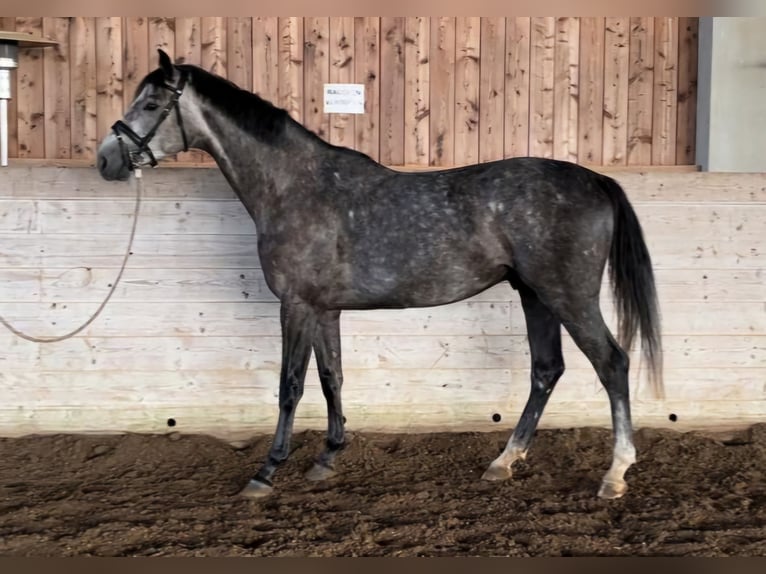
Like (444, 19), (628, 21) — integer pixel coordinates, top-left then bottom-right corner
(157, 49), (174, 79)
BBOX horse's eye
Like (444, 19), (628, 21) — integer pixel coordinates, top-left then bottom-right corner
(144, 103), (159, 111)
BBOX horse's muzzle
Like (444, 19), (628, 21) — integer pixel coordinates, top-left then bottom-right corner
(97, 145), (132, 181)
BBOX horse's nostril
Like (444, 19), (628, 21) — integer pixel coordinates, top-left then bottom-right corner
(99, 156), (108, 172)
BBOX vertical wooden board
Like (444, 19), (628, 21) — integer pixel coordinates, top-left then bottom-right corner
(175, 17), (203, 163)
(69, 17), (97, 160)
(354, 17), (380, 161)
(528, 17), (555, 159)
(603, 17), (629, 165)
(148, 18), (175, 61)
(676, 17), (697, 165)
(404, 17), (430, 166)
(15, 17), (45, 158)
(175, 18), (202, 66)
(303, 18), (330, 142)
(278, 17), (303, 123)
(95, 17), (123, 145)
(252, 17), (279, 103)
(429, 17), (455, 166)
(380, 17), (405, 166)
(201, 17), (226, 165)
(42, 17), (71, 159)
(454, 17), (480, 166)
(123, 17), (149, 108)
(201, 17), (227, 77)
(553, 17), (579, 162)
(504, 17), (530, 159)
(227, 18), (253, 92)
(478, 18), (505, 163)
(329, 17), (355, 149)
(567, 19), (581, 163)
(577, 18), (604, 165)
(652, 17), (678, 165)
(0, 18), (17, 158)
(627, 17), (655, 166)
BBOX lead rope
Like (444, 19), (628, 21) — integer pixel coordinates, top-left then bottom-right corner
(0, 168), (143, 343)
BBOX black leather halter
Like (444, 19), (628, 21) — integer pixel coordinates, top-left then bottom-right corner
(110, 73), (189, 169)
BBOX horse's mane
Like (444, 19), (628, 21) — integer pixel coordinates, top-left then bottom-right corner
(136, 62), (381, 166)
(137, 64), (289, 144)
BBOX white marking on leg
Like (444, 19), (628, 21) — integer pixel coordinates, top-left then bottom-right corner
(600, 402), (636, 497)
(488, 438), (528, 472)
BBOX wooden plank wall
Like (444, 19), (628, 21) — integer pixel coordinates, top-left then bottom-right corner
(0, 166), (763, 438)
(3, 17), (698, 167)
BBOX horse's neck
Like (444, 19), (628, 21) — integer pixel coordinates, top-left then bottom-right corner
(199, 115), (318, 219)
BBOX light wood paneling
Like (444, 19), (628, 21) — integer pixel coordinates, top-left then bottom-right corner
(278, 17), (303, 123)
(627, 17), (655, 165)
(603, 17), (630, 165)
(652, 17), (679, 165)
(69, 17), (97, 160)
(552, 17), (578, 163)
(479, 17), (505, 163)
(226, 18), (252, 94)
(42, 17), (71, 160)
(252, 17), (279, 104)
(303, 17), (330, 140)
(529, 17), (555, 159)
(329, 17), (355, 148)
(404, 17), (430, 166)
(15, 17), (45, 158)
(454, 17), (481, 165)
(354, 17), (380, 161)
(504, 17), (530, 159)
(429, 17), (455, 166)
(577, 17), (604, 164)
(0, 166), (762, 437)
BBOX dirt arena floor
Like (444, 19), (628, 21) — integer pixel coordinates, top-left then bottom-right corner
(0, 424), (764, 557)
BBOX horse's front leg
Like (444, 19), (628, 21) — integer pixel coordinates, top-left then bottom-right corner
(240, 299), (318, 498)
(305, 309), (346, 481)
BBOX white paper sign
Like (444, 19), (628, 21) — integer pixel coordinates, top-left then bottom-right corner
(323, 83), (365, 114)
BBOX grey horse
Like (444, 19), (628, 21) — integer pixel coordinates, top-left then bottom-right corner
(96, 49), (663, 500)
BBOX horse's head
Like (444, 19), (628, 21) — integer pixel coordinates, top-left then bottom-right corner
(97, 49), (191, 181)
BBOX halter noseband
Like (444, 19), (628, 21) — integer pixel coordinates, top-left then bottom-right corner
(110, 72), (189, 170)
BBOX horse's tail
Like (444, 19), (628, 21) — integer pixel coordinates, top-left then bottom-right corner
(600, 175), (664, 399)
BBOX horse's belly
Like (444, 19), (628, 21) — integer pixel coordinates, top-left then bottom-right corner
(319, 262), (507, 310)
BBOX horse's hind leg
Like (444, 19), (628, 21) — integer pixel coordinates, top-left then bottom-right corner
(305, 309), (346, 481)
(482, 282), (565, 481)
(557, 301), (636, 499)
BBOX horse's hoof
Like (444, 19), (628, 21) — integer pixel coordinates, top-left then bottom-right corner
(481, 463), (512, 481)
(239, 479), (274, 499)
(597, 479), (627, 500)
(305, 462), (336, 482)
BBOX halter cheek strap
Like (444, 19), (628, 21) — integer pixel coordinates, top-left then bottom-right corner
(111, 72), (189, 169)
